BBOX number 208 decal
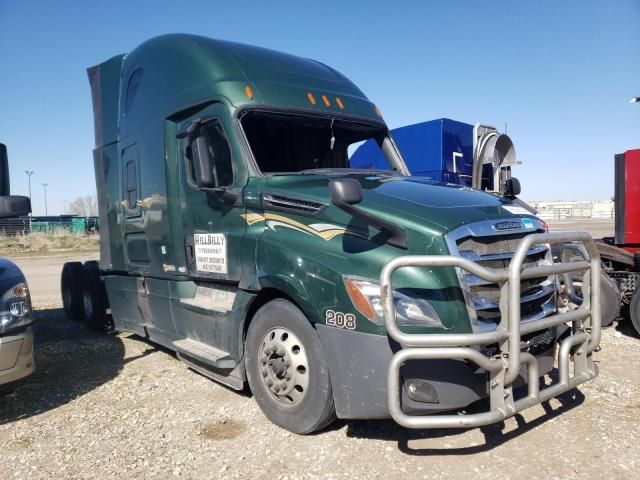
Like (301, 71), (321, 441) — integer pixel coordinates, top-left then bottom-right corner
(325, 310), (356, 330)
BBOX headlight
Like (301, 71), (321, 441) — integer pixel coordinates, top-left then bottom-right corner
(344, 276), (444, 328)
(0, 282), (32, 334)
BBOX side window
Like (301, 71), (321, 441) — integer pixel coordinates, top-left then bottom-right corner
(187, 119), (234, 187)
(124, 68), (143, 116)
(126, 160), (137, 209)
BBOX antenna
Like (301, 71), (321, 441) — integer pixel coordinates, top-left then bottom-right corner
(42, 182), (48, 216)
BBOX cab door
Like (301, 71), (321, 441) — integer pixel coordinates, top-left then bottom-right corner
(178, 103), (247, 283)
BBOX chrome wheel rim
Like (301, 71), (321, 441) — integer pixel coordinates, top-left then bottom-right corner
(258, 327), (309, 406)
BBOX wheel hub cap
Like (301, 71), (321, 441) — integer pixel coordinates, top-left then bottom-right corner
(258, 327), (309, 406)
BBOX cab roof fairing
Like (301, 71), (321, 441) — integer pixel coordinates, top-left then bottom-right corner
(87, 34), (381, 147)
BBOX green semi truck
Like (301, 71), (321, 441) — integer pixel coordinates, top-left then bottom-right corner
(62, 34), (601, 433)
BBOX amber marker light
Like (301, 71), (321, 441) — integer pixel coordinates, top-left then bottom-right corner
(344, 278), (376, 321)
(335, 97), (345, 110)
(321, 95), (331, 107)
(307, 92), (317, 105)
(12, 284), (29, 298)
(244, 85), (254, 100)
(374, 105), (383, 118)
(540, 218), (549, 233)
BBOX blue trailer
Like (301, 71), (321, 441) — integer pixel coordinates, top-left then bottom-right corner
(351, 118), (518, 195)
(351, 118), (474, 185)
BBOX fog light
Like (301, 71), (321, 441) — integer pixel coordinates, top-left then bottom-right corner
(10, 301), (28, 316)
(405, 379), (439, 404)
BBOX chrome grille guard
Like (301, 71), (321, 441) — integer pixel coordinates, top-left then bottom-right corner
(380, 231), (601, 429)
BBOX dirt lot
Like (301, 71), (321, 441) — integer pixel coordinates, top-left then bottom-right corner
(1, 222), (639, 479)
(546, 218), (615, 239)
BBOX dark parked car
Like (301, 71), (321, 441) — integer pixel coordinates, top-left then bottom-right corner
(0, 142), (34, 393)
(0, 257), (34, 393)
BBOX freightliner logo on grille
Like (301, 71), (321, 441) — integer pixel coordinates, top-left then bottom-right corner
(493, 220), (523, 231)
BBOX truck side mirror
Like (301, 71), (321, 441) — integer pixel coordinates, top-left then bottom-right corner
(329, 178), (407, 249)
(504, 177), (521, 198)
(329, 178), (363, 206)
(0, 195), (31, 219)
(190, 135), (215, 189)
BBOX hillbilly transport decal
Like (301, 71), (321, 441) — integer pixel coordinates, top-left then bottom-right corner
(194, 233), (227, 274)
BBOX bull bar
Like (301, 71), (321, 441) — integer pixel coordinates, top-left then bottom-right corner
(380, 231), (601, 429)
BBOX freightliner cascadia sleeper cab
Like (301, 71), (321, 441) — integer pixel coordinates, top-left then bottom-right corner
(62, 34), (602, 433)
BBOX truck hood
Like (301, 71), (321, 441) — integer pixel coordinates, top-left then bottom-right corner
(263, 173), (534, 235)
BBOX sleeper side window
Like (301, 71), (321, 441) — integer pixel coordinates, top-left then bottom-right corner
(126, 160), (137, 209)
(124, 68), (143, 116)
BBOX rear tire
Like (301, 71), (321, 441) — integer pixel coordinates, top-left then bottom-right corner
(81, 261), (111, 332)
(630, 289), (640, 336)
(245, 299), (336, 434)
(61, 262), (84, 321)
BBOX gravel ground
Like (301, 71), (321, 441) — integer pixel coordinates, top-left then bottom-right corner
(1, 237), (639, 479)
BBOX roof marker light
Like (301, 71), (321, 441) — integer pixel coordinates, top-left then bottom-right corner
(307, 92), (317, 105)
(335, 97), (345, 110)
(244, 85), (254, 100)
(321, 95), (331, 107)
(374, 105), (383, 118)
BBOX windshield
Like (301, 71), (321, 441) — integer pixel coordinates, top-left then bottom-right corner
(240, 111), (404, 175)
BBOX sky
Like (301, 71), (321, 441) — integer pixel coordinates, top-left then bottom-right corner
(1, 0), (638, 215)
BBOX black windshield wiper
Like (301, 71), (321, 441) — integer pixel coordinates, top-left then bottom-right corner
(268, 168), (399, 177)
(296, 168), (397, 175)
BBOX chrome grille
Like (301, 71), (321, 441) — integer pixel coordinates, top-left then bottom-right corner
(457, 235), (528, 256)
(448, 224), (556, 329)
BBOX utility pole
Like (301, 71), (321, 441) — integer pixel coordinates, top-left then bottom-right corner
(42, 183), (48, 216)
(25, 170), (34, 200)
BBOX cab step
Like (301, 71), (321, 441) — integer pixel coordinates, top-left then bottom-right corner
(171, 338), (236, 369)
(176, 352), (244, 391)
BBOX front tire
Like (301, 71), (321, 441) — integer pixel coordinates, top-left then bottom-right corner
(0, 380), (19, 396)
(245, 299), (336, 434)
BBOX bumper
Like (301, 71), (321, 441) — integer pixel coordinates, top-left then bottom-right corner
(317, 324), (556, 419)
(379, 231), (601, 429)
(0, 327), (35, 387)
